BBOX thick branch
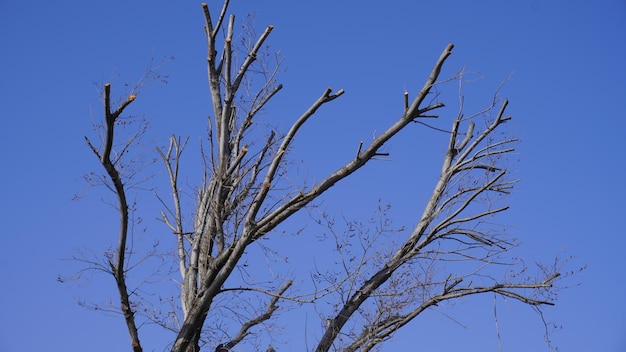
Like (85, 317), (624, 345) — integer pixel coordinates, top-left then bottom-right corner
(255, 44), (454, 238)
(246, 88), (344, 228)
(314, 57), (522, 352)
(203, 3), (225, 138)
(346, 273), (559, 351)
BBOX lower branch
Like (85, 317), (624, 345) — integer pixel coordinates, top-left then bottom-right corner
(217, 280), (293, 350)
(346, 273), (561, 351)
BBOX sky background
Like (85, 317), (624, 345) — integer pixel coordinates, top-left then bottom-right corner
(1, 0), (625, 351)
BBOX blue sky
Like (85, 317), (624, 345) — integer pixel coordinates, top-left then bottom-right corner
(1, 1), (625, 351)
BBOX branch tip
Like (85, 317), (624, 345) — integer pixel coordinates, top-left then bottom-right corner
(355, 141), (363, 159)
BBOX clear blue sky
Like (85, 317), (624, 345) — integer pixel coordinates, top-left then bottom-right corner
(1, 1), (625, 351)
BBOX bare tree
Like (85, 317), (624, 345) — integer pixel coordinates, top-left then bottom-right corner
(76, 2), (576, 352)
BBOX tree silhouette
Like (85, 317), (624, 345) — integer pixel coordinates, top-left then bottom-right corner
(75, 2), (576, 351)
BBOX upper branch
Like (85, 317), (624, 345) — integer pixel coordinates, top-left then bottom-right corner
(255, 44), (455, 237)
(245, 88), (344, 228)
(85, 83), (142, 352)
(405, 43), (454, 119)
(230, 24), (275, 97)
(453, 99), (511, 168)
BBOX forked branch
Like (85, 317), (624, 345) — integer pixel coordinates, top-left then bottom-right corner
(255, 44), (454, 238)
(85, 84), (142, 352)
